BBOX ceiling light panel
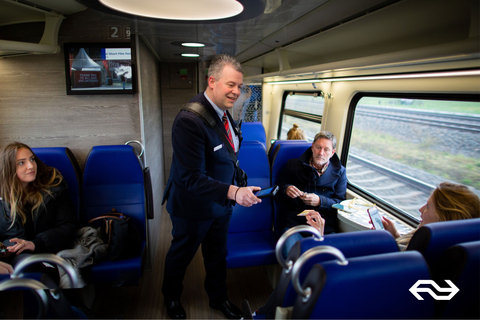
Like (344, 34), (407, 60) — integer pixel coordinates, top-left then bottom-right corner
(182, 43), (205, 47)
(99, 0), (243, 20)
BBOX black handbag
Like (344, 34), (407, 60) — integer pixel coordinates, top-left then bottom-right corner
(88, 208), (141, 261)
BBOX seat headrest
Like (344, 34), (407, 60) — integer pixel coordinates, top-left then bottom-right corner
(293, 251), (433, 319)
(83, 145), (143, 184)
(407, 218), (480, 266)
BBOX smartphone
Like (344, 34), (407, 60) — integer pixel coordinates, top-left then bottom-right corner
(255, 185), (279, 199)
(331, 203), (356, 213)
(367, 207), (385, 230)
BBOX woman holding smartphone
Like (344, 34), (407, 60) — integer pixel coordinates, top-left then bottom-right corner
(0, 142), (77, 281)
(305, 182), (479, 251)
(382, 182), (479, 250)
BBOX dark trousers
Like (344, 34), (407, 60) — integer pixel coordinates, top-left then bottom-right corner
(162, 213), (231, 303)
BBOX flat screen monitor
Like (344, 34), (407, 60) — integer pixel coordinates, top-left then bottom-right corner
(64, 42), (135, 95)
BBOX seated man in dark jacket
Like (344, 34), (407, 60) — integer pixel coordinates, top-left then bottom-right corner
(275, 131), (347, 258)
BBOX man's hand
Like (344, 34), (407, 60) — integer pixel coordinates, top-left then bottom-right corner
(286, 185), (304, 198)
(229, 186), (262, 207)
(287, 186), (320, 206)
(299, 192), (321, 206)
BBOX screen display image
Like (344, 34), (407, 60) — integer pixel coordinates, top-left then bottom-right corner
(367, 207), (385, 230)
(64, 43), (134, 95)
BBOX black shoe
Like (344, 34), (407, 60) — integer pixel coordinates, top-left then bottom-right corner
(209, 300), (242, 319)
(164, 300), (186, 319)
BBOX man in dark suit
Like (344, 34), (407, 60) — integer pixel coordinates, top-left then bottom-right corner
(162, 54), (262, 319)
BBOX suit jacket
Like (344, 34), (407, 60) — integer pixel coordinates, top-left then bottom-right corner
(276, 148), (347, 233)
(162, 92), (242, 220)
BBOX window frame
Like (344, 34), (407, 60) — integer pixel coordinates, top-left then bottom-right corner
(278, 90), (324, 139)
(342, 92), (480, 226)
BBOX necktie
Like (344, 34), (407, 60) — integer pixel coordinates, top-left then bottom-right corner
(222, 112), (235, 150)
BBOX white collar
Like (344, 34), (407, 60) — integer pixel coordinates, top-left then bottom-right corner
(204, 92), (225, 119)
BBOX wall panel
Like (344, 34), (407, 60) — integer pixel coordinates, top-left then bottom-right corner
(0, 8), (140, 168)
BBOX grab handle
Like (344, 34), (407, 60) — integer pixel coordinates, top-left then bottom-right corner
(291, 246), (348, 302)
(276, 225), (323, 271)
(13, 254), (81, 288)
(125, 140), (145, 158)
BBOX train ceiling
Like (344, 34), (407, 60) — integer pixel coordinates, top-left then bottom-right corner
(0, 0), (478, 77)
(0, 0), (397, 60)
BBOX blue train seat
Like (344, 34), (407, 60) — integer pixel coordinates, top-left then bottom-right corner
(241, 121), (267, 149)
(291, 250), (434, 319)
(270, 140), (311, 186)
(407, 218), (480, 269)
(253, 228), (399, 318)
(227, 141), (278, 268)
(434, 240), (480, 319)
(82, 145), (147, 286)
(31, 147), (82, 220)
(268, 140), (310, 165)
(269, 140), (311, 231)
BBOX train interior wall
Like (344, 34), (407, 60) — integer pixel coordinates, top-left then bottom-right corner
(0, 8), (174, 267)
(160, 62), (198, 182)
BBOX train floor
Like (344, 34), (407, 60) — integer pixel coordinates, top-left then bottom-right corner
(88, 205), (275, 319)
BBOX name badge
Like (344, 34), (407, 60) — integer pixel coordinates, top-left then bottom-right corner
(213, 144), (223, 152)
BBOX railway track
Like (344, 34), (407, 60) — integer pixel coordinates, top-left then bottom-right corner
(346, 153), (435, 219)
(356, 104), (480, 133)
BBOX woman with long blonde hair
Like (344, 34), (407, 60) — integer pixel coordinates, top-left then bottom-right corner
(382, 182), (480, 250)
(306, 182), (479, 251)
(0, 142), (77, 267)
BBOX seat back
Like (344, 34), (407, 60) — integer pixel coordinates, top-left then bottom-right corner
(407, 218), (480, 269)
(255, 229), (399, 317)
(31, 147), (82, 220)
(435, 240), (480, 319)
(227, 141), (278, 268)
(305, 230), (398, 257)
(270, 140), (311, 186)
(270, 140), (311, 231)
(268, 140), (309, 165)
(292, 250), (434, 319)
(83, 145), (146, 240)
(241, 121), (267, 149)
(230, 141), (271, 233)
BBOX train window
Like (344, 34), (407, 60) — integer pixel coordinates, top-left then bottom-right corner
(346, 95), (480, 224)
(279, 92), (324, 141)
